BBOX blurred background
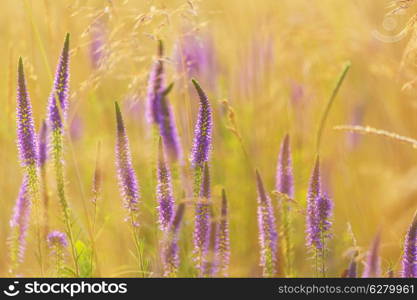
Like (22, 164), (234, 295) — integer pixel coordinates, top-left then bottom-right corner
(0, 0), (416, 277)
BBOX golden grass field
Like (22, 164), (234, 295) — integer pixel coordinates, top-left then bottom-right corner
(0, 0), (416, 277)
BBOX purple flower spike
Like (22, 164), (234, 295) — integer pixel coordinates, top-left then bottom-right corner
(115, 102), (140, 226)
(276, 134), (294, 198)
(194, 162), (212, 271)
(157, 138), (175, 231)
(256, 170), (278, 277)
(146, 41), (182, 162)
(199, 161), (211, 199)
(17, 57), (38, 167)
(216, 189), (230, 276)
(38, 120), (48, 166)
(363, 233), (381, 278)
(276, 134), (294, 276)
(347, 259), (357, 278)
(306, 156), (321, 248)
(47, 34), (70, 133)
(402, 212), (417, 278)
(9, 177), (31, 264)
(162, 203), (185, 277)
(191, 79), (212, 168)
(202, 220), (218, 277)
(158, 83), (182, 163)
(174, 31), (218, 90)
(162, 203), (185, 276)
(316, 193), (333, 249)
(146, 40), (165, 125)
(47, 230), (68, 248)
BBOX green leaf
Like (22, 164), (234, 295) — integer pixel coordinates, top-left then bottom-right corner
(75, 240), (93, 277)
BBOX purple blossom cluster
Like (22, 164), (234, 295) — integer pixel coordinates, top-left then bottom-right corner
(47, 230), (68, 249)
(115, 102), (140, 226)
(16, 58), (38, 167)
(146, 41), (165, 125)
(256, 170), (278, 276)
(402, 212), (417, 278)
(306, 157), (321, 248)
(47, 34), (70, 133)
(9, 177), (31, 264)
(276, 134), (294, 199)
(147, 41), (182, 162)
(191, 79), (212, 168)
(193, 163), (212, 271)
(216, 189), (230, 276)
(162, 203), (186, 277)
(157, 139), (175, 231)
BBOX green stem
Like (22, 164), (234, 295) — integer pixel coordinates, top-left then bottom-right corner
(52, 130), (79, 277)
(282, 201), (293, 277)
(41, 166), (49, 241)
(316, 62), (351, 152)
(320, 231), (326, 278)
(27, 164), (44, 276)
(129, 211), (145, 278)
(90, 201), (98, 276)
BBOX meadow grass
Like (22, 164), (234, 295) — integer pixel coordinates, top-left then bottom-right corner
(0, 0), (416, 278)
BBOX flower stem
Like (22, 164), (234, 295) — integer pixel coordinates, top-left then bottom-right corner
(52, 130), (79, 277)
(129, 212), (146, 278)
(27, 164), (44, 276)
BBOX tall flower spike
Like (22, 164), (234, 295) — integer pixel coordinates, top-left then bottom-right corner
(162, 203), (186, 277)
(276, 134), (294, 198)
(316, 193), (333, 249)
(146, 41), (182, 162)
(158, 83), (182, 163)
(256, 170), (278, 277)
(316, 193), (333, 277)
(216, 189), (230, 276)
(146, 40), (165, 124)
(402, 211), (417, 278)
(362, 233), (381, 278)
(115, 102), (140, 226)
(9, 177), (31, 266)
(194, 162), (211, 273)
(157, 138), (175, 231)
(276, 134), (294, 276)
(191, 79), (212, 167)
(306, 156), (321, 248)
(47, 33), (70, 132)
(17, 57), (38, 167)
(16, 57), (43, 274)
(46, 33), (79, 276)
